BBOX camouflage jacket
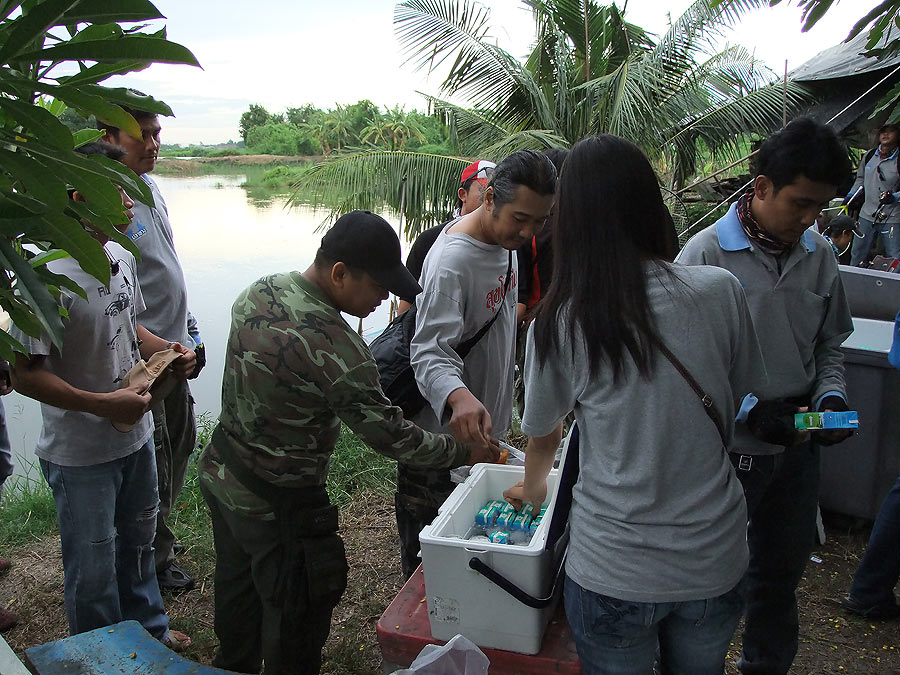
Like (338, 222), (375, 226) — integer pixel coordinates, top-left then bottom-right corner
(198, 271), (469, 515)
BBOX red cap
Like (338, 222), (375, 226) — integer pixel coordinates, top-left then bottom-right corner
(460, 160), (496, 186)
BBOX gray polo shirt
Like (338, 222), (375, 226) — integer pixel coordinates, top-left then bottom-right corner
(523, 263), (766, 603)
(677, 203), (853, 456)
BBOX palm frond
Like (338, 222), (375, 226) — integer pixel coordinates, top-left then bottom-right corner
(394, 0), (532, 111)
(290, 150), (476, 239)
(424, 94), (515, 154)
(477, 129), (571, 159)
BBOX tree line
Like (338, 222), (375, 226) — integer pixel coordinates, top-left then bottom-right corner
(238, 101), (453, 156)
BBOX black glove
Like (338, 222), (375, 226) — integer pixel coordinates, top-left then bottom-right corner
(746, 399), (799, 447)
(188, 342), (206, 380)
(880, 192), (897, 205)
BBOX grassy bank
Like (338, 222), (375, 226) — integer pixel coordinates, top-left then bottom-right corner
(0, 420), (395, 558)
(154, 156), (313, 190)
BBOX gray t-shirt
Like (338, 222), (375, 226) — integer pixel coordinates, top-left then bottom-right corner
(410, 225), (517, 437)
(125, 174), (194, 346)
(9, 243), (152, 466)
(523, 263), (767, 603)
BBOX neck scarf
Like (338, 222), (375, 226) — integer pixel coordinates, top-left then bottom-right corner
(736, 189), (793, 254)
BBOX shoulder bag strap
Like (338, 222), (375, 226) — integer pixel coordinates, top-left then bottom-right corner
(457, 250), (513, 359)
(650, 334), (728, 447)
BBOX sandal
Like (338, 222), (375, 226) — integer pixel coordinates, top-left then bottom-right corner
(162, 629), (192, 652)
(157, 561), (195, 594)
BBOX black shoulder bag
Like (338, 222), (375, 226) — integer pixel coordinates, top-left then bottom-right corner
(370, 251), (513, 417)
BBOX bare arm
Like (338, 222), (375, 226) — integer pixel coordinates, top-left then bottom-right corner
(136, 324), (197, 379)
(11, 353), (151, 425)
(502, 425), (563, 511)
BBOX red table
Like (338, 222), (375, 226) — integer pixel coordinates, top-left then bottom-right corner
(376, 565), (582, 674)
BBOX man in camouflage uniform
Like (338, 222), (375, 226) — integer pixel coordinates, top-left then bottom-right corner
(198, 210), (498, 675)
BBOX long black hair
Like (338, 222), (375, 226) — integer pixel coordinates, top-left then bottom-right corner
(533, 134), (672, 382)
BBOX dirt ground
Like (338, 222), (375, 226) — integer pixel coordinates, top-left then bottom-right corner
(156, 154), (315, 173)
(1, 498), (897, 674)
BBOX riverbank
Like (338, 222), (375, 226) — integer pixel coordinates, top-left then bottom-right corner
(156, 155), (315, 188)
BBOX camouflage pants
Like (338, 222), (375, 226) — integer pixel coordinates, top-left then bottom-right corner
(152, 379), (196, 571)
(201, 483), (346, 675)
(395, 463), (455, 579)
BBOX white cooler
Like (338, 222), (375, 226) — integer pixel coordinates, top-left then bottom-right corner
(418, 434), (574, 655)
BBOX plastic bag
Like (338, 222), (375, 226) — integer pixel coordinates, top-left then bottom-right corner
(394, 634), (489, 675)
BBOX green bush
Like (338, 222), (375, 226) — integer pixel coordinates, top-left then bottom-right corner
(246, 123), (317, 156)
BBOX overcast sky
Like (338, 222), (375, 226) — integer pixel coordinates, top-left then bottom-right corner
(106, 0), (867, 146)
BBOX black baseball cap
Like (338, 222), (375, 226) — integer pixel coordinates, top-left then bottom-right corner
(825, 213), (862, 237)
(320, 210), (421, 299)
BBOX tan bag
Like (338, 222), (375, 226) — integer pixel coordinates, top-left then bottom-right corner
(112, 348), (182, 432)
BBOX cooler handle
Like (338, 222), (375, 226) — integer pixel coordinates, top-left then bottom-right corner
(466, 547), (567, 609)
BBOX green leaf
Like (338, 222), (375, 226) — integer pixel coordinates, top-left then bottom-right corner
(79, 85), (174, 117)
(72, 128), (103, 147)
(33, 262), (87, 299)
(17, 35), (201, 68)
(57, 59), (151, 86)
(0, 0), (79, 63)
(60, 0), (164, 24)
(0, 147), (69, 209)
(30, 248), (70, 267)
(0, 96), (73, 149)
(6, 131), (154, 206)
(25, 210), (110, 284)
(0, 71), (145, 138)
(65, 22), (123, 43)
(0, 326), (27, 364)
(0, 236), (64, 349)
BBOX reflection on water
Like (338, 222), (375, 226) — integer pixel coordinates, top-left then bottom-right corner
(5, 174), (406, 478)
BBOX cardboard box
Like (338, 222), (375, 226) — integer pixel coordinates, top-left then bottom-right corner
(419, 459), (568, 655)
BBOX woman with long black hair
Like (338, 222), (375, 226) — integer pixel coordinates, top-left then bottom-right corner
(505, 135), (767, 674)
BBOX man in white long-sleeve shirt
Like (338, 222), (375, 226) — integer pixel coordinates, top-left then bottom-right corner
(394, 150), (557, 578)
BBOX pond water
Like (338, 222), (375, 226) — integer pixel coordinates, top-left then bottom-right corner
(4, 174), (407, 479)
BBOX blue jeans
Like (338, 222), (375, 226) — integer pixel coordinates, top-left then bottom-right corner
(850, 217), (900, 266)
(564, 575), (745, 675)
(850, 473), (900, 607)
(40, 441), (169, 640)
(730, 441), (820, 675)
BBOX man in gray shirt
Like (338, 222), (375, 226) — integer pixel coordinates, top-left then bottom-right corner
(394, 150), (557, 578)
(846, 123), (900, 265)
(678, 118), (854, 675)
(100, 94), (204, 593)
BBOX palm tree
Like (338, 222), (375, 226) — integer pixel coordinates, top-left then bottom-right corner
(292, 0), (814, 238)
(327, 104), (353, 151)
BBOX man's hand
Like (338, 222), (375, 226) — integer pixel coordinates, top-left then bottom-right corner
(97, 384), (152, 426)
(815, 396), (852, 446)
(467, 438), (501, 466)
(880, 192), (897, 206)
(503, 479), (547, 512)
(447, 388), (493, 449)
(747, 400), (809, 447)
(168, 343), (197, 379)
